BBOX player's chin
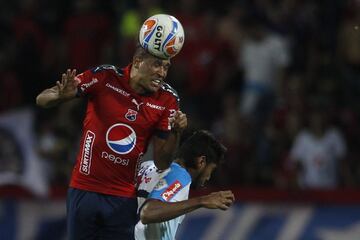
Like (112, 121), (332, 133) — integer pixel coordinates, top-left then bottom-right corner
(193, 180), (207, 189)
(148, 79), (164, 92)
(147, 84), (161, 93)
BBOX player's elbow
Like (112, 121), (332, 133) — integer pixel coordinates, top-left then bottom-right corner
(140, 208), (155, 224)
(36, 93), (56, 108)
(36, 94), (44, 107)
(140, 204), (159, 224)
(36, 94), (49, 108)
(140, 215), (151, 224)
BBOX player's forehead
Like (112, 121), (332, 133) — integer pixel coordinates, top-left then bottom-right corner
(146, 54), (171, 66)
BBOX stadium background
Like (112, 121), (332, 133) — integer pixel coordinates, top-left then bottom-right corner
(0, 0), (360, 239)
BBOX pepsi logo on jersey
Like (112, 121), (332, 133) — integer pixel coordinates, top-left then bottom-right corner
(106, 123), (137, 154)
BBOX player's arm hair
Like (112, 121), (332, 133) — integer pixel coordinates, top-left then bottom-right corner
(140, 190), (235, 224)
(36, 85), (77, 108)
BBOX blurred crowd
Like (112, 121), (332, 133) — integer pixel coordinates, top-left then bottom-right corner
(0, 0), (359, 191)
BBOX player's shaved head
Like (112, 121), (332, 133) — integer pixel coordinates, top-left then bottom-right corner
(133, 44), (154, 62)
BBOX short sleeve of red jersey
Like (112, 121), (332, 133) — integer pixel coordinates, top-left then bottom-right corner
(156, 95), (179, 132)
(76, 68), (104, 97)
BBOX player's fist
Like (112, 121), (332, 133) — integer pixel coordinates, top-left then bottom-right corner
(170, 110), (187, 132)
(200, 190), (235, 210)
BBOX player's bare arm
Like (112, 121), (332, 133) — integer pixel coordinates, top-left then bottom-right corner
(153, 110), (187, 170)
(36, 69), (79, 108)
(140, 190), (235, 224)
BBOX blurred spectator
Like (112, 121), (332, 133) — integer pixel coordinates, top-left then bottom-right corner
(0, 127), (24, 181)
(211, 93), (256, 186)
(0, 45), (23, 112)
(0, 0), (359, 191)
(63, 0), (113, 72)
(267, 72), (306, 188)
(238, 15), (290, 127)
(119, 0), (162, 39)
(170, 1), (228, 126)
(117, 0), (163, 65)
(337, 0), (360, 108)
(338, 2), (360, 67)
(12, 0), (47, 103)
(288, 105), (350, 189)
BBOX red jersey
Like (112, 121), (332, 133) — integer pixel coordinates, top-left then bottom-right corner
(70, 64), (179, 198)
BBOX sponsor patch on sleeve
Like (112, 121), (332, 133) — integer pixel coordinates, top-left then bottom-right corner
(161, 180), (182, 201)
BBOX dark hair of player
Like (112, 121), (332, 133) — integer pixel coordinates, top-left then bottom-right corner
(176, 130), (227, 169)
(133, 44), (153, 61)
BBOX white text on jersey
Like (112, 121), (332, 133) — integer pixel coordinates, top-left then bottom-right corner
(101, 151), (130, 166)
(81, 78), (98, 91)
(106, 83), (130, 97)
(146, 102), (165, 110)
(80, 130), (95, 175)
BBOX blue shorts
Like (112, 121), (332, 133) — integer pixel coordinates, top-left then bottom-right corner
(67, 188), (137, 240)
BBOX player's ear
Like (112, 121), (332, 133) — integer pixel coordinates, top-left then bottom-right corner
(133, 56), (143, 69)
(194, 156), (206, 170)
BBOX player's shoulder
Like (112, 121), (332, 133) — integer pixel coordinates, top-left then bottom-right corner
(140, 159), (155, 168)
(90, 64), (124, 77)
(167, 163), (191, 186)
(138, 160), (156, 175)
(159, 83), (180, 103)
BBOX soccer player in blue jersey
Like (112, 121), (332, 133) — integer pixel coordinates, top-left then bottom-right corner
(135, 130), (235, 240)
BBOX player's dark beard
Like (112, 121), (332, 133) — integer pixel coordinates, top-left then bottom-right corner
(190, 176), (207, 189)
(141, 87), (155, 96)
(138, 80), (155, 96)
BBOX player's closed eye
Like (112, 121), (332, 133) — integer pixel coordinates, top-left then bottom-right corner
(153, 60), (162, 67)
(164, 63), (171, 71)
(153, 60), (170, 70)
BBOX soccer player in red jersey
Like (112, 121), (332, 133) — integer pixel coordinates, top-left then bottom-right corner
(36, 45), (187, 240)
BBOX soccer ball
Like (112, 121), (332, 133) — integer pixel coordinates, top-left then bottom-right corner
(139, 14), (185, 59)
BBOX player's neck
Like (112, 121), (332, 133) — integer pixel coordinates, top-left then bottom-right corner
(129, 79), (144, 95)
(175, 159), (199, 181)
(129, 66), (144, 94)
(129, 69), (155, 96)
(174, 159), (185, 168)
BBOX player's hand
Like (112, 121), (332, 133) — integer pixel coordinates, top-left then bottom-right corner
(56, 69), (80, 99)
(200, 190), (235, 210)
(171, 110), (187, 132)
